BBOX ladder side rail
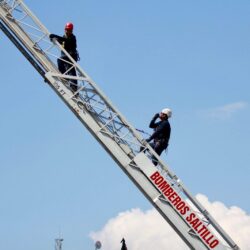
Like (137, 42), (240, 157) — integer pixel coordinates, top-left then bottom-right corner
(132, 154), (229, 250)
(0, 0), (71, 80)
(0, 7), (58, 73)
(153, 155), (239, 250)
(182, 186), (240, 250)
(16, 0), (51, 35)
(0, 20), (46, 79)
(155, 162), (240, 250)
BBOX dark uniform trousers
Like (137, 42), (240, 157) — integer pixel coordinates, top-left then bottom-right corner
(148, 140), (168, 165)
(57, 53), (78, 92)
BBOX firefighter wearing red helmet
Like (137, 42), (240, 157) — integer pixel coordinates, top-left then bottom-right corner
(65, 22), (73, 31)
(49, 22), (79, 92)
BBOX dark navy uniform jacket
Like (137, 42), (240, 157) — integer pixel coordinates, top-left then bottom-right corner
(147, 114), (171, 147)
(50, 33), (77, 59)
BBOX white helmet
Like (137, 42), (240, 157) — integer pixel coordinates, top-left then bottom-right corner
(161, 108), (172, 118)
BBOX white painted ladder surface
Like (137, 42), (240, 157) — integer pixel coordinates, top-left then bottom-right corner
(0, 1), (239, 249)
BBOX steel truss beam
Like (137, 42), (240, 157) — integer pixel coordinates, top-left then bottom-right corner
(0, 1), (239, 249)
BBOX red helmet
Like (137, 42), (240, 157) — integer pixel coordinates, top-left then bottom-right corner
(65, 22), (73, 31)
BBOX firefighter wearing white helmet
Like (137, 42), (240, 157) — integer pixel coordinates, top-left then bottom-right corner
(145, 108), (172, 165)
(161, 108), (172, 118)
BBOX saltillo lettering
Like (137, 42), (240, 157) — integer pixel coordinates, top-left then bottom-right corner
(150, 171), (219, 249)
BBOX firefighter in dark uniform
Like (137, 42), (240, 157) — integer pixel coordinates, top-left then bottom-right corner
(146, 108), (172, 165)
(49, 22), (79, 92)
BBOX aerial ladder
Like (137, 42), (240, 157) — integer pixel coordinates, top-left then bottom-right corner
(0, 1), (240, 249)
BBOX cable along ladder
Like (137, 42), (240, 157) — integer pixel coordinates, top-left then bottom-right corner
(0, 1), (240, 249)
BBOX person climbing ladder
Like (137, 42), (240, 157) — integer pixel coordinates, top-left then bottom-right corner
(50, 22), (79, 92)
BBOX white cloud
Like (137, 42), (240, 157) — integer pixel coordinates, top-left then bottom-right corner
(90, 194), (250, 250)
(206, 102), (248, 120)
(196, 194), (250, 250)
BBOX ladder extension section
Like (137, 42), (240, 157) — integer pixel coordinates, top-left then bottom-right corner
(0, 1), (239, 249)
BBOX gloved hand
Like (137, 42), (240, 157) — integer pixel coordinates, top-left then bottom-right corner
(145, 138), (151, 143)
(153, 113), (159, 119)
(49, 34), (56, 40)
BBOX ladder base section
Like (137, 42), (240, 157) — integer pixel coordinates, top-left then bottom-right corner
(133, 153), (225, 250)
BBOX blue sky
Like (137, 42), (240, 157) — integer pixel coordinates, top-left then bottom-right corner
(0, 1), (250, 250)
